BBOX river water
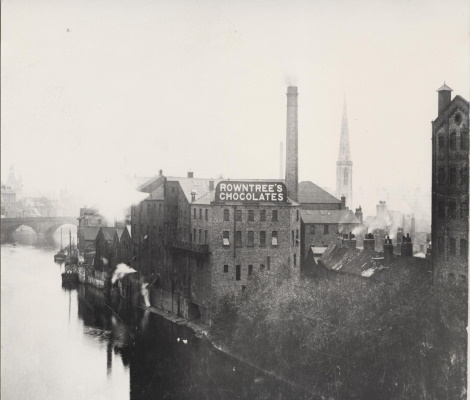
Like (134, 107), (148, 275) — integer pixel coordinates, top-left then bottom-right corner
(1, 244), (312, 400)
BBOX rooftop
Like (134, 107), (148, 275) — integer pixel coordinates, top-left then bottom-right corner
(298, 181), (341, 204)
(301, 209), (360, 224)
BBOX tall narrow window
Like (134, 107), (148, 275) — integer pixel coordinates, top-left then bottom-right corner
(271, 231), (278, 246)
(193, 228), (196, 242)
(235, 210), (242, 221)
(296, 230), (299, 245)
(450, 237), (456, 255)
(461, 131), (468, 150)
(438, 237), (444, 254)
(267, 256), (271, 270)
(235, 231), (242, 247)
(224, 265), (229, 273)
(324, 225), (329, 234)
(294, 253), (297, 266)
(247, 231), (254, 247)
(199, 229), (202, 243)
(344, 169), (348, 185)
(450, 168), (457, 185)
(296, 210), (299, 221)
(199, 209), (202, 220)
(248, 210), (254, 221)
(272, 210), (278, 221)
(223, 231), (230, 246)
(438, 168), (446, 185)
(450, 202), (457, 219)
(236, 265), (241, 281)
(292, 230), (295, 245)
(450, 132), (456, 150)
(205, 209), (208, 221)
(461, 168), (468, 187)
(193, 208), (196, 219)
(260, 210), (266, 221)
(224, 209), (229, 221)
(438, 201), (445, 219)
(438, 135), (444, 151)
(204, 230), (208, 244)
(461, 201), (468, 218)
(248, 265), (253, 276)
(260, 231), (266, 247)
(460, 239), (467, 258)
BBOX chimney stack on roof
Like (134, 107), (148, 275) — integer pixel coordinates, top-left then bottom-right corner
(437, 83), (452, 115)
(401, 233), (413, 257)
(363, 233), (375, 251)
(355, 206), (363, 224)
(342, 232), (357, 249)
(285, 86), (298, 202)
(341, 196), (346, 210)
(159, 169), (163, 176)
(383, 235), (394, 265)
(188, 171), (194, 178)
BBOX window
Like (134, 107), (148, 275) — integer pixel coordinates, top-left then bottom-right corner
(204, 230), (208, 244)
(310, 225), (315, 234)
(260, 231), (266, 247)
(460, 239), (467, 258)
(461, 201), (468, 218)
(324, 225), (329, 234)
(223, 231), (230, 246)
(199, 209), (202, 220)
(248, 210), (254, 221)
(296, 230), (299, 245)
(272, 210), (278, 221)
(292, 230), (295, 245)
(241, 285), (246, 292)
(205, 209), (208, 221)
(450, 168), (457, 185)
(455, 113), (462, 125)
(260, 264), (265, 272)
(260, 210), (266, 221)
(344, 169), (348, 185)
(235, 231), (242, 247)
(272, 231), (278, 246)
(224, 209), (230, 221)
(450, 202), (457, 219)
(267, 256), (271, 270)
(224, 265), (229, 273)
(438, 135), (444, 151)
(248, 265), (253, 276)
(236, 265), (241, 281)
(450, 237), (456, 255)
(193, 208), (196, 219)
(450, 132), (456, 150)
(193, 229), (196, 242)
(438, 237), (444, 254)
(235, 210), (242, 221)
(247, 231), (254, 247)
(461, 168), (468, 186)
(296, 210), (299, 221)
(438, 201), (445, 219)
(438, 168), (446, 185)
(199, 229), (202, 243)
(461, 131), (468, 150)
(294, 253), (297, 266)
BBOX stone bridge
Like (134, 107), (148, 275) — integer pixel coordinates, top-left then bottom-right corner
(1, 216), (78, 245)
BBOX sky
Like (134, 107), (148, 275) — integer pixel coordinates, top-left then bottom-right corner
(2, 0), (469, 220)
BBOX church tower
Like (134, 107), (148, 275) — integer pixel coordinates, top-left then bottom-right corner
(336, 98), (353, 209)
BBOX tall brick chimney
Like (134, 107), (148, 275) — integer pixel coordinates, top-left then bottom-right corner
(363, 233), (375, 251)
(437, 83), (452, 115)
(341, 196), (346, 210)
(188, 171), (194, 178)
(355, 206), (363, 223)
(383, 236), (394, 265)
(285, 86), (298, 202)
(401, 233), (413, 257)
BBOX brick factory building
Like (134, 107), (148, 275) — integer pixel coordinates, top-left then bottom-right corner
(431, 83), (469, 280)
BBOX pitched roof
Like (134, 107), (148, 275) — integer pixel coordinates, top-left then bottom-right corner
(300, 209), (359, 224)
(298, 181), (341, 204)
(167, 177), (222, 203)
(115, 228), (124, 239)
(433, 95), (469, 125)
(98, 227), (118, 241)
(437, 83), (452, 92)
(82, 226), (101, 241)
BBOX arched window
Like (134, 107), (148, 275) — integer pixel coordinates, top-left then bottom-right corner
(461, 131), (468, 150)
(450, 132), (456, 150)
(344, 169), (348, 185)
(450, 168), (457, 185)
(438, 168), (446, 185)
(460, 239), (468, 258)
(438, 135), (444, 151)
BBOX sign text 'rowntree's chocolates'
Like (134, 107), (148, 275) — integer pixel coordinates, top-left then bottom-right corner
(215, 181), (288, 202)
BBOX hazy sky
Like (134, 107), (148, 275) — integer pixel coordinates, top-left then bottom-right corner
(2, 0), (469, 220)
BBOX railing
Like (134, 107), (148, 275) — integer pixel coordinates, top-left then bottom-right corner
(171, 239), (209, 254)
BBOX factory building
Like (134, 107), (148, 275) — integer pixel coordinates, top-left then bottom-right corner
(431, 84), (469, 280)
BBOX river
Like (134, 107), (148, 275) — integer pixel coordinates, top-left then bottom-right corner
(1, 244), (312, 400)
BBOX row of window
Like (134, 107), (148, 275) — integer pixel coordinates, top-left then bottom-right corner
(221, 230), (294, 247)
(225, 255), (298, 281)
(133, 203), (164, 216)
(437, 131), (468, 151)
(437, 167), (468, 186)
(309, 224), (331, 234)
(437, 237), (467, 257)
(191, 208), (300, 222)
(437, 201), (468, 219)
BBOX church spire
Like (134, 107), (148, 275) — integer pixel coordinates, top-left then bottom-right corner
(338, 97), (351, 162)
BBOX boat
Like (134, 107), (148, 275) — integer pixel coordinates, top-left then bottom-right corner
(61, 229), (79, 284)
(54, 228), (67, 262)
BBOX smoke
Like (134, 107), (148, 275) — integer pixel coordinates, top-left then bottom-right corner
(283, 73), (298, 87)
(141, 282), (150, 307)
(352, 225), (366, 236)
(111, 263), (137, 284)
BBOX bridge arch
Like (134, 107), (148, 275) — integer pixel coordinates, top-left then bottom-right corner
(45, 223), (77, 246)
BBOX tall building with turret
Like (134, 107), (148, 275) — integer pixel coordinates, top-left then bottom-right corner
(431, 83), (469, 280)
(336, 99), (353, 209)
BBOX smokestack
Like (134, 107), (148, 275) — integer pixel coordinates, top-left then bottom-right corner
(383, 236), (394, 265)
(363, 233), (375, 251)
(410, 214), (416, 236)
(279, 141), (284, 180)
(341, 196), (346, 210)
(285, 86), (298, 202)
(188, 171), (194, 178)
(342, 232), (356, 249)
(159, 169), (163, 176)
(401, 233), (413, 257)
(437, 83), (452, 115)
(355, 206), (363, 223)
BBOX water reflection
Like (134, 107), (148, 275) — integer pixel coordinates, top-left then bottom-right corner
(2, 245), (313, 400)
